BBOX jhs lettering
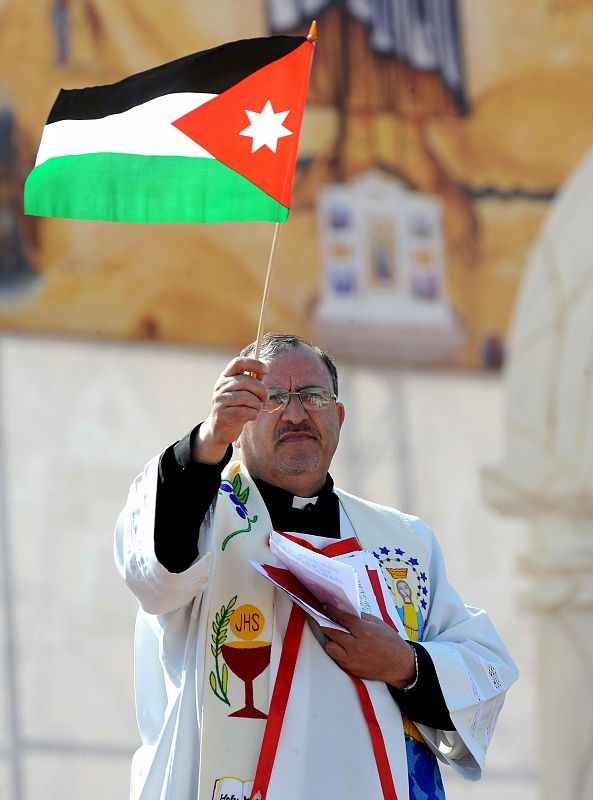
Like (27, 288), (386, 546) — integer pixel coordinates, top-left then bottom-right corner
(234, 610), (261, 634)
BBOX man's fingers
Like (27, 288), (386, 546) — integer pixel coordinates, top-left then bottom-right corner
(217, 389), (266, 411)
(324, 639), (349, 662)
(217, 368), (269, 405)
(322, 604), (362, 632)
(223, 356), (269, 380)
(360, 612), (383, 624)
(321, 625), (353, 646)
(195, 357), (270, 464)
(213, 404), (260, 429)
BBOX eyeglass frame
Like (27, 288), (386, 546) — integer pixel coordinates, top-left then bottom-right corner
(260, 386), (338, 413)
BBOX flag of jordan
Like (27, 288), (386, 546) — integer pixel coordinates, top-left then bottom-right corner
(24, 35), (314, 224)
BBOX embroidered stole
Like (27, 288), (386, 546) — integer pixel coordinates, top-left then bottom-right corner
(198, 462), (430, 800)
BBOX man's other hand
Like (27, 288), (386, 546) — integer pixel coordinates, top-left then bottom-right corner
(321, 605), (416, 689)
(194, 357), (269, 464)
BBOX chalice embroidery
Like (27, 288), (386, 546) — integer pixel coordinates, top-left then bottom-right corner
(222, 603), (271, 719)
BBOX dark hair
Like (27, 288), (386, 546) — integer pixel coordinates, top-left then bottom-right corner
(239, 333), (339, 396)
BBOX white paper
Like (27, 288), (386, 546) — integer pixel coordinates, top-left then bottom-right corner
(269, 530), (360, 616)
(250, 561), (349, 632)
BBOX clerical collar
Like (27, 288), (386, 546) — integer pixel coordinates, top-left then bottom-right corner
(292, 495), (318, 509)
(252, 473), (334, 512)
(251, 473), (340, 538)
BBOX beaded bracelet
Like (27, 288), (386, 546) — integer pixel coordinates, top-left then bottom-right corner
(402, 644), (419, 693)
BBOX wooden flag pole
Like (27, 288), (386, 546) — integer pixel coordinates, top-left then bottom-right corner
(253, 221), (281, 359)
(252, 21), (316, 360)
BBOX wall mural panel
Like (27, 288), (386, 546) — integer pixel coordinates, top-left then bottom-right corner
(1, 0), (592, 367)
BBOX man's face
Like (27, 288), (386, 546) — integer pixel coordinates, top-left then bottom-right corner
(236, 346), (345, 494)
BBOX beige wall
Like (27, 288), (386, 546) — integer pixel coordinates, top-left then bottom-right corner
(0, 333), (534, 799)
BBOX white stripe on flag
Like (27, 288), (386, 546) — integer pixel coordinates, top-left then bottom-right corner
(35, 92), (217, 166)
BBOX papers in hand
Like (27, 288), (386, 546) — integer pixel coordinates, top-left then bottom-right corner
(251, 530), (404, 635)
(251, 530), (360, 631)
(271, 529), (360, 610)
(250, 560), (350, 631)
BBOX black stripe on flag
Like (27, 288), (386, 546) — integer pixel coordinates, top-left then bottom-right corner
(47, 35), (306, 123)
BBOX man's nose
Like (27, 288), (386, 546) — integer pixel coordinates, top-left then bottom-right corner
(281, 393), (309, 423)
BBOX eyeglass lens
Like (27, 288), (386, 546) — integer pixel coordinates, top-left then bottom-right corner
(262, 388), (334, 412)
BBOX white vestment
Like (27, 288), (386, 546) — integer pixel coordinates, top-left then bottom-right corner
(115, 455), (518, 800)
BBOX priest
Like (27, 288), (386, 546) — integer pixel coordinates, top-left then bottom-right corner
(115, 332), (518, 800)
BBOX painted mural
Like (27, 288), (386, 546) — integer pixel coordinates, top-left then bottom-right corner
(1, 0), (592, 366)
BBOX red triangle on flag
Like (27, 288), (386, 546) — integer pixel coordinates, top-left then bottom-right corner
(172, 41), (313, 208)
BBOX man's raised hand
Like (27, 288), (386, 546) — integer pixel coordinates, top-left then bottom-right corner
(193, 357), (269, 464)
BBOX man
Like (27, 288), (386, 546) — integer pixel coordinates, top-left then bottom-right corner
(116, 333), (517, 800)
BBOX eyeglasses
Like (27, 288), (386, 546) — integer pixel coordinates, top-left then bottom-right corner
(260, 387), (337, 413)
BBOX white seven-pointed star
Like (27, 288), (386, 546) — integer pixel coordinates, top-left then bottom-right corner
(239, 100), (292, 153)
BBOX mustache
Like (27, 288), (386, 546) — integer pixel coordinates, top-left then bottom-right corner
(273, 422), (320, 443)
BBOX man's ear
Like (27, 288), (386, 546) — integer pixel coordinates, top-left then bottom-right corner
(336, 401), (345, 429)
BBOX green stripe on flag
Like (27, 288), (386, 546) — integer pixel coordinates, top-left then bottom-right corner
(24, 153), (289, 223)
